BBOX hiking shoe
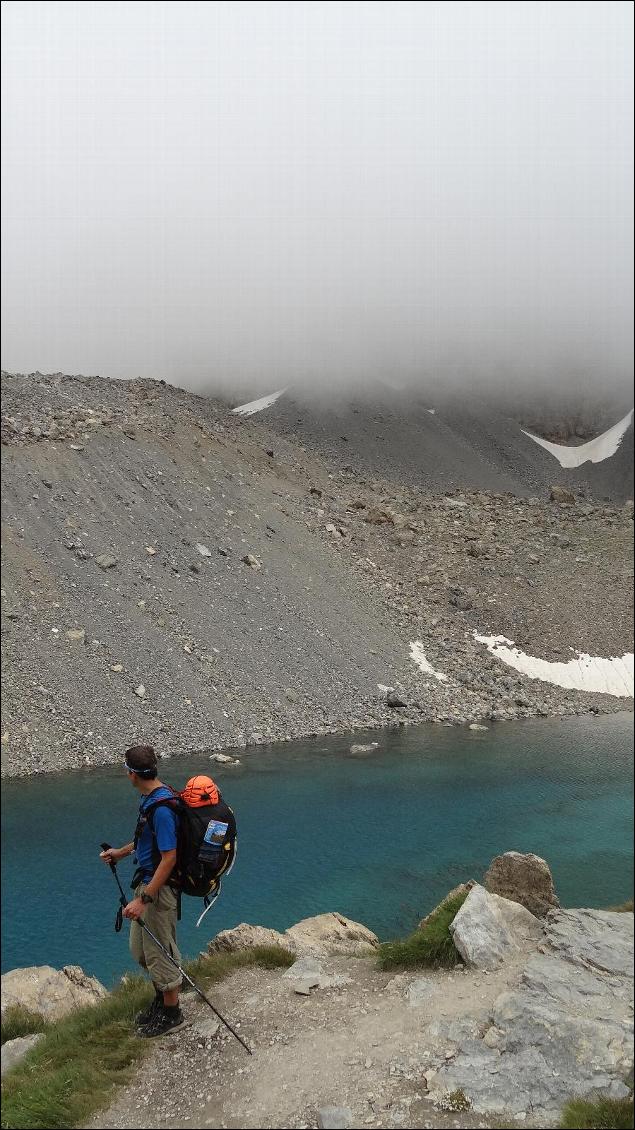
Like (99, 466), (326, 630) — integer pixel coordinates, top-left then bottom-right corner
(136, 1006), (185, 1039)
(134, 993), (163, 1027)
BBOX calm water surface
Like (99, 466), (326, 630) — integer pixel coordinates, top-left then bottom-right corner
(1, 714), (632, 986)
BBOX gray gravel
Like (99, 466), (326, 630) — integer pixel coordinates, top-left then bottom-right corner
(1, 371), (632, 777)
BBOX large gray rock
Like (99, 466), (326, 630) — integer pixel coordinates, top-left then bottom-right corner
(449, 884), (542, 970)
(541, 907), (634, 976)
(424, 908), (634, 1125)
(1, 1033), (44, 1077)
(0, 965), (107, 1021)
(484, 851), (560, 917)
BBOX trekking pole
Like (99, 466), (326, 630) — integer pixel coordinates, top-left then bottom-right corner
(100, 842), (252, 1055)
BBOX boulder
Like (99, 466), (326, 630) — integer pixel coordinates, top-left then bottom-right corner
(209, 913), (379, 958)
(95, 554), (118, 569)
(1, 1033), (44, 1077)
(286, 912), (379, 956)
(0, 965), (107, 1022)
(550, 485), (576, 504)
(449, 884), (542, 970)
(208, 923), (293, 955)
(424, 908), (633, 1121)
(386, 690), (407, 708)
(484, 851), (560, 918)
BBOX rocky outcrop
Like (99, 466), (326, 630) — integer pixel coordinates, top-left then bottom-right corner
(286, 913), (379, 957)
(541, 906), (634, 976)
(449, 883), (543, 970)
(424, 907), (634, 1124)
(208, 923), (294, 954)
(1, 1033), (44, 1077)
(484, 851), (560, 917)
(0, 964), (107, 1021)
(209, 913), (379, 958)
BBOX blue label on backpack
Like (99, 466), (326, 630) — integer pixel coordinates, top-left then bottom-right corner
(203, 819), (229, 846)
(199, 818), (229, 865)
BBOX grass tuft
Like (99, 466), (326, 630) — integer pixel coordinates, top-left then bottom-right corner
(605, 900), (634, 913)
(0, 946), (293, 1130)
(559, 1096), (634, 1129)
(1, 1008), (49, 1047)
(377, 890), (468, 970)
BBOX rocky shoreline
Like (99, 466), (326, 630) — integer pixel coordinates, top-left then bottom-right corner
(3, 852), (632, 1128)
(1, 372), (633, 777)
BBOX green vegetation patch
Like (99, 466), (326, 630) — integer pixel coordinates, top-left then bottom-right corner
(1, 1008), (49, 1047)
(1, 945), (293, 1130)
(559, 1095), (634, 1130)
(606, 900), (634, 913)
(377, 889), (468, 970)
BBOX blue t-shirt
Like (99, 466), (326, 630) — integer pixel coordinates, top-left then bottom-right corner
(135, 787), (179, 882)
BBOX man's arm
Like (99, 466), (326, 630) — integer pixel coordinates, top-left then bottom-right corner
(100, 843), (134, 865)
(122, 848), (177, 919)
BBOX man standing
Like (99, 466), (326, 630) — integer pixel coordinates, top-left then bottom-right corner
(100, 744), (184, 1037)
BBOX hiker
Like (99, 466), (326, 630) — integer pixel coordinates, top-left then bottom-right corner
(99, 744), (184, 1037)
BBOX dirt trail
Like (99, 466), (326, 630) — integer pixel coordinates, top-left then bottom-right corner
(88, 954), (528, 1130)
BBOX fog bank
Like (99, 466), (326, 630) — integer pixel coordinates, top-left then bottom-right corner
(1, 1), (633, 401)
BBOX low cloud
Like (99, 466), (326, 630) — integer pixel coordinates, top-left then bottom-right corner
(1, 2), (633, 403)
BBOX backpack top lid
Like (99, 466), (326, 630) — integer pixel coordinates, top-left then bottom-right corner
(181, 775), (219, 808)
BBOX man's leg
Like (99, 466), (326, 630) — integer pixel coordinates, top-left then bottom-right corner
(136, 886), (183, 1036)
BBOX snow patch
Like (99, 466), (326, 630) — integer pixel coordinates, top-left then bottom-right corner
(474, 633), (634, 698)
(232, 388), (287, 417)
(409, 641), (448, 682)
(521, 409), (633, 468)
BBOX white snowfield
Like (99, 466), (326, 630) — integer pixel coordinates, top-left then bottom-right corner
(231, 388), (287, 417)
(409, 640), (449, 681)
(521, 409), (634, 468)
(474, 633), (634, 698)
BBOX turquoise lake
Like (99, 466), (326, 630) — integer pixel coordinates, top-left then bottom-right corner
(1, 714), (633, 987)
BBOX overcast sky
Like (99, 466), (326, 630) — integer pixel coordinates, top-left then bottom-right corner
(1, 1), (633, 399)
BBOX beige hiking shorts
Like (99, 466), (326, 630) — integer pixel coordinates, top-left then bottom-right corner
(129, 884), (182, 992)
